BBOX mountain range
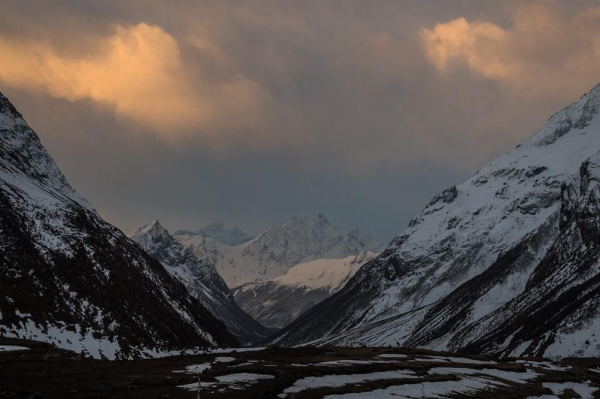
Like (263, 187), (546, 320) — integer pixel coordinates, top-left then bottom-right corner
(174, 214), (384, 288)
(269, 84), (600, 359)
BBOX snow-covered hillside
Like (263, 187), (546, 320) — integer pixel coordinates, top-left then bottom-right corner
(0, 92), (237, 359)
(233, 252), (378, 329)
(131, 221), (272, 345)
(270, 84), (600, 358)
(175, 214), (383, 287)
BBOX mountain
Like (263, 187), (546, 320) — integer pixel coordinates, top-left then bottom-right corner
(175, 214), (384, 287)
(269, 84), (600, 359)
(131, 221), (273, 345)
(174, 222), (254, 246)
(0, 92), (238, 359)
(233, 252), (377, 330)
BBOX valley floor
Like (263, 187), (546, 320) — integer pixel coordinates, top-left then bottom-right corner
(2, 338), (600, 398)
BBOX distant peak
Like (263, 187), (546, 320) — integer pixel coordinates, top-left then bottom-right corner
(530, 82), (600, 147)
(0, 92), (25, 124)
(148, 219), (162, 229)
(132, 219), (168, 237)
(289, 214), (331, 224)
(586, 83), (600, 97)
(317, 213), (329, 223)
(202, 222), (227, 233)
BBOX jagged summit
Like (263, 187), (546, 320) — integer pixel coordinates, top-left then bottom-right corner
(526, 83), (600, 147)
(133, 219), (168, 238)
(269, 83), (600, 358)
(0, 92), (24, 120)
(0, 92), (92, 211)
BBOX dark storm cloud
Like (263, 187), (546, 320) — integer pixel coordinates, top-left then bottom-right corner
(0, 0), (599, 241)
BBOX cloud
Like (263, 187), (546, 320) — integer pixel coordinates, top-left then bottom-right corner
(420, 3), (600, 95)
(0, 23), (267, 136)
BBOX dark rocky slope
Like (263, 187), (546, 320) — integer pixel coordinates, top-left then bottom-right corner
(0, 92), (237, 359)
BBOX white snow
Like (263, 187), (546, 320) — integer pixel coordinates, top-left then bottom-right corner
(271, 253), (378, 293)
(206, 347), (265, 354)
(377, 354), (407, 359)
(215, 356), (235, 363)
(280, 369), (416, 397)
(178, 373), (274, 391)
(543, 381), (597, 398)
(215, 373), (274, 383)
(429, 367), (539, 384)
(173, 363), (212, 374)
(323, 377), (503, 399)
(0, 345), (29, 352)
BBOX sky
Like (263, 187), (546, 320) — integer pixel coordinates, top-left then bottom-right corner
(0, 0), (599, 242)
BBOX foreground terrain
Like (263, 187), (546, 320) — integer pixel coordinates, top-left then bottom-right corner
(2, 338), (600, 398)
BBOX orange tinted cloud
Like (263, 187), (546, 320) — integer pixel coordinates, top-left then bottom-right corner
(0, 23), (266, 135)
(421, 3), (600, 95)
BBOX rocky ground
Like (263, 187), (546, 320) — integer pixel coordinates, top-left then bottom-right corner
(2, 338), (600, 398)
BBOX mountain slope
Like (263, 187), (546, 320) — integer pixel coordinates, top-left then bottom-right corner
(233, 252), (377, 329)
(131, 221), (273, 345)
(175, 214), (383, 287)
(270, 84), (600, 358)
(0, 93), (238, 359)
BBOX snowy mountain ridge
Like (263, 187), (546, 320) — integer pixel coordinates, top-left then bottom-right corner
(175, 214), (383, 287)
(269, 251), (378, 294)
(269, 83), (600, 358)
(233, 252), (378, 329)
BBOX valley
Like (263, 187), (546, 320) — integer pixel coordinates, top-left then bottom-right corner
(2, 338), (599, 398)
(2, 3), (600, 397)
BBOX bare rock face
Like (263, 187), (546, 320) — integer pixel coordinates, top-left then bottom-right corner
(131, 221), (273, 345)
(270, 84), (600, 358)
(0, 93), (238, 359)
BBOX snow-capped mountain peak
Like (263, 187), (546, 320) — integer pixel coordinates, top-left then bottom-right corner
(0, 92), (92, 211)
(133, 219), (168, 238)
